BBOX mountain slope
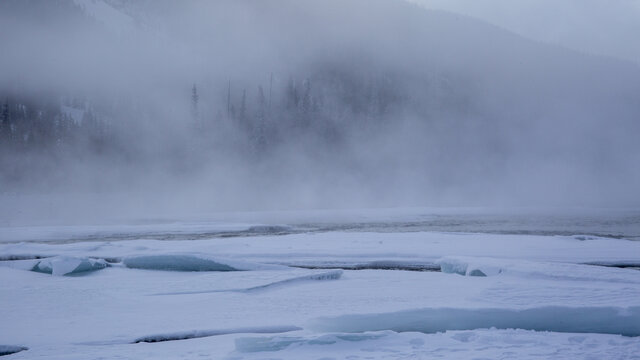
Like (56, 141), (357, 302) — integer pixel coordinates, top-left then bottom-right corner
(0, 0), (639, 209)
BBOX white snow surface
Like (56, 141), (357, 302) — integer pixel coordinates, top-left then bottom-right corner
(1, 222), (639, 359)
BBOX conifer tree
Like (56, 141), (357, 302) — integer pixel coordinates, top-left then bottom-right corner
(191, 84), (199, 124)
(0, 98), (9, 143)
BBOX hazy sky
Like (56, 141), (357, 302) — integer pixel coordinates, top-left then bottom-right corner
(408, 0), (640, 65)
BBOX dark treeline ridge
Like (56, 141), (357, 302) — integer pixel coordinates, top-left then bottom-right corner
(0, 66), (464, 189)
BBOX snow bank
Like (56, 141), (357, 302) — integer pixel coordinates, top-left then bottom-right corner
(310, 306), (640, 336)
(122, 254), (282, 272)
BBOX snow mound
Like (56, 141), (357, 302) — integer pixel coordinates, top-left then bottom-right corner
(133, 325), (302, 344)
(122, 254), (281, 272)
(310, 306), (640, 337)
(0, 345), (28, 356)
(235, 332), (387, 353)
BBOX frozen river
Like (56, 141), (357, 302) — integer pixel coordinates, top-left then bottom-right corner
(1, 208), (639, 359)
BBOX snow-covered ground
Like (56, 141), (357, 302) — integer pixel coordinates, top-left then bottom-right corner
(1, 211), (639, 359)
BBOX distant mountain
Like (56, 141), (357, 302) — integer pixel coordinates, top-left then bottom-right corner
(409, 0), (640, 65)
(72, 0), (136, 34)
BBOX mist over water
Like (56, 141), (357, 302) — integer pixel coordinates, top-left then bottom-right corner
(1, 0), (639, 224)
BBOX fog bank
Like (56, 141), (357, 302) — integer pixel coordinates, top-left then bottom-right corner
(1, 0), (639, 224)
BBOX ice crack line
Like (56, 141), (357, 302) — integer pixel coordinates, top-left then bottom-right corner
(152, 270), (343, 296)
(132, 325), (303, 344)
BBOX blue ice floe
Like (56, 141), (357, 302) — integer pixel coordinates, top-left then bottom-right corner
(436, 256), (640, 283)
(122, 254), (283, 272)
(309, 306), (640, 337)
(32, 257), (108, 276)
(437, 257), (501, 277)
(0, 256), (107, 276)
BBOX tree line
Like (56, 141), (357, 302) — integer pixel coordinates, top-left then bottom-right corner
(1, 69), (416, 160)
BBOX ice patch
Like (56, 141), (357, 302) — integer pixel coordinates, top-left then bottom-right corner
(310, 306), (640, 337)
(132, 325), (302, 344)
(122, 254), (281, 272)
(436, 256), (640, 284)
(230, 329), (640, 359)
(437, 257), (501, 277)
(0, 256), (107, 276)
(0, 345), (28, 356)
(235, 333), (388, 353)
(33, 257), (108, 276)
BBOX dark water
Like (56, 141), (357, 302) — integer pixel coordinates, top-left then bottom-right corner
(69, 214), (640, 243)
(301, 212), (640, 240)
(3, 210), (639, 243)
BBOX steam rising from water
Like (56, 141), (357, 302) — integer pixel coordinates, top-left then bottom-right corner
(1, 0), (639, 224)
